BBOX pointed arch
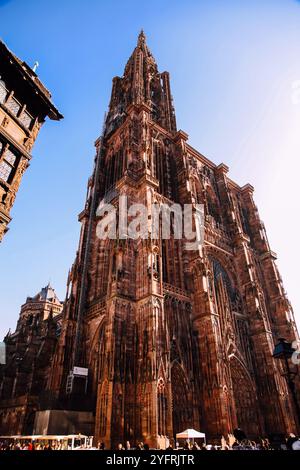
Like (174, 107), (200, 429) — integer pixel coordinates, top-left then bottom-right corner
(205, 184), (222, 224)
(206, 252), (245, 316)
(157, 368), (168, 436)
(229, 355), (261, 437)
(98, 379), (109, 438)
(171, 362), (192, 436)
(87, 318), (107, 396)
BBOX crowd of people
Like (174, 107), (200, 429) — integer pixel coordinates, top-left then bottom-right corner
(0, 432), (299, 451)
(0, 441), (63, 451)
(111, 433), (300, 451)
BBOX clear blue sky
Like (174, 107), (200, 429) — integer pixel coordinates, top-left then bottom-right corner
(1, 0), (300, 338)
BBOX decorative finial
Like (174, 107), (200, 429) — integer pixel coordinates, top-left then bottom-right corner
(138, 29), (146, 46)
(32, 61), (39, 73)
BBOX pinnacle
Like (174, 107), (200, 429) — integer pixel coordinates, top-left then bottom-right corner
(137, 29), (146, 46)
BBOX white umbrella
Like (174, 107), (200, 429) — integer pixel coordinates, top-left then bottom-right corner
(176, 429), (206, 444)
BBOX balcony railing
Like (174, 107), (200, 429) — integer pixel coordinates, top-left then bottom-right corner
(163, 282), (190, 299)
(205, 215), (233, 251)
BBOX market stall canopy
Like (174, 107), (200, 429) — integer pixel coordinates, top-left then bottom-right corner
(176, 429), (206, 439)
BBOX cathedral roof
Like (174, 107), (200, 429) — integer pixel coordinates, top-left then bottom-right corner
(26, 283), (62, 304)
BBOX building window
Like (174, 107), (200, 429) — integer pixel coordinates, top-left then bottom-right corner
(0, 80), (8, 104)
(0, 148), (17, 183)
(19, 109), (33, 129)
(0, 80), (34, 128)
(6, 95), (21, 116)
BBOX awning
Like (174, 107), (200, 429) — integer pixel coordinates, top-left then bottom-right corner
(176, 429), (206, 439)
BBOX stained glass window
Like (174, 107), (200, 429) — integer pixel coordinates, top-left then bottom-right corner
(211, 257), (234, 300)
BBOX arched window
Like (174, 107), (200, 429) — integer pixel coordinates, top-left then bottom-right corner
(206, 192), (221, 224)
(230, 356), (260, 437)
(211, 258), (234, 299)
(157, 377), (168, 436)
(171, 363), (191, 435)
(152, 248), (160, 280)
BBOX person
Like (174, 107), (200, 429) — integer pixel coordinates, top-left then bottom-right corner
(232, 440), (241, 450)
(286, 433), (298, 450)
(259, 438), (270, 450)
(126, 441), (131, 450)
(221, 443), (230, 450)
(292, 439), (300, 450)
(233, 428), (246, 442)
(221, 435), (230, 450)
(251, 441), (259, 450)
(183, 440), (190, 450)
(266, 438), (272, 449)
(201, 443), (207, 451)
(117, 443), (125, 450)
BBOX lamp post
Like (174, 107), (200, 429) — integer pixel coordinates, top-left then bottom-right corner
(273, 338), (300, 430)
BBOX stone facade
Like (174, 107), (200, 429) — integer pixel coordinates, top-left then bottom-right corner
(0, 40), (62, 241)
(0, 285), (63, 434)
(45, 33), (300, 447)
(0, 32), (299, 447)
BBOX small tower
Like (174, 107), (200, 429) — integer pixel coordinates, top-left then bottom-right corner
(0, 284), (63, 435)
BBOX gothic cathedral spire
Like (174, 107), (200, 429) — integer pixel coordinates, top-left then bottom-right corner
(105, 31), (176, 136)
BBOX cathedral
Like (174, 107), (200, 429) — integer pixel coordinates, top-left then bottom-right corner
(1, 32), (299, 448)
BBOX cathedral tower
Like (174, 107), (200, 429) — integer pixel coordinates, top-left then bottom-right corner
(47, 32), (300, 448)
(0, 284), (63, 434)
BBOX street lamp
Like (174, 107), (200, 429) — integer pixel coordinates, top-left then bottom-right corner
(273, 338), (300, 430)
